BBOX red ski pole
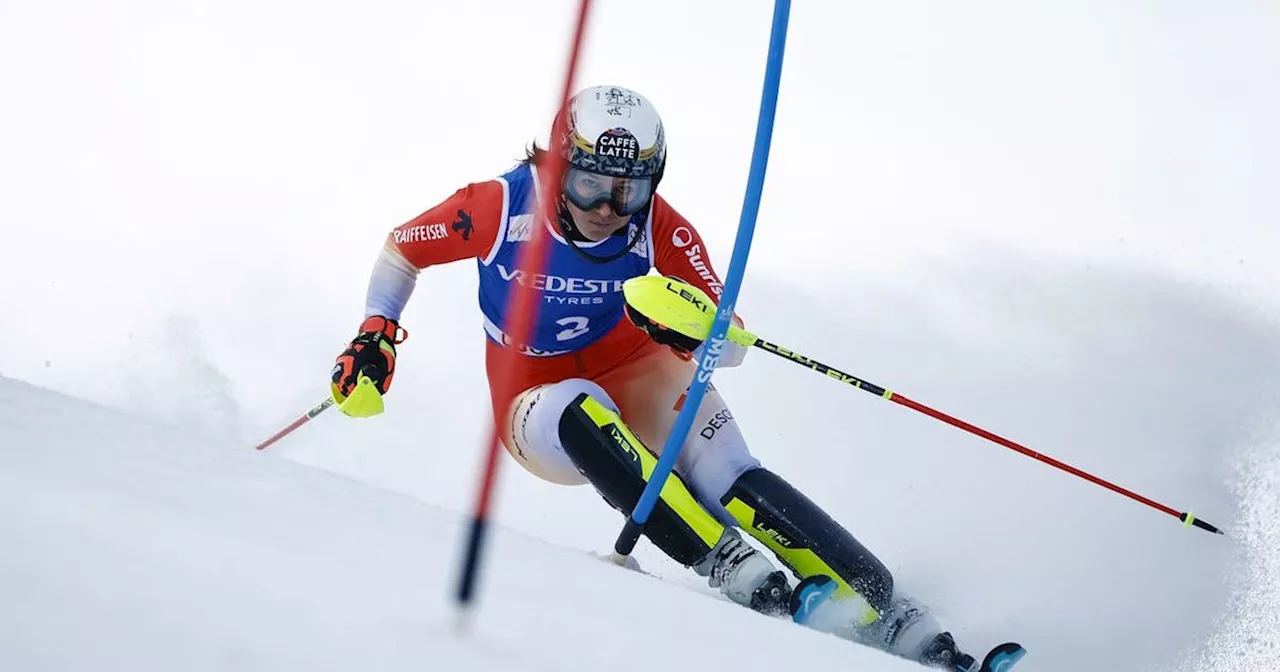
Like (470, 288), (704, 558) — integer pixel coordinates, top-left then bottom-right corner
(750, 336), (1226, 536)
(252, 376), (384, 451)
(622, 275), (1226, 537)
(252, 397), (334, 451)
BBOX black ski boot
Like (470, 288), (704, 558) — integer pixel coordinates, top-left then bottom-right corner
(748, 570), (793, 617)
(920, 631), (977, 671)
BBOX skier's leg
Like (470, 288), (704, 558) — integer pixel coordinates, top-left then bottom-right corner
(501, 378), (790, 615)
(721, 467), (970, 665)
(603, 353), (964, 666)
(596, 346), (763, 524)
(681, 409), (965, 665)
(721, 468), (891, 616)
(500, 380), (591, 487)
(598, 350), (880, 601)
(634, 382), (895, 622)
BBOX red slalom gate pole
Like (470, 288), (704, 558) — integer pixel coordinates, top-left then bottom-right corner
(453, 0), (594, 624)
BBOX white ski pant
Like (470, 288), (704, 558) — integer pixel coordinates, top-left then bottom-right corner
(501, 353), (760, 521)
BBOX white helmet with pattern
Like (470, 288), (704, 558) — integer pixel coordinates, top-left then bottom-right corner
(554, 84), (667, 218)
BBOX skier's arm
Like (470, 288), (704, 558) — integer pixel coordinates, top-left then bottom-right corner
(332, 181), (504, 401)
(649, 195), (729, 302)
(647, 196), (747, 367)
(364, 180), (505, 321)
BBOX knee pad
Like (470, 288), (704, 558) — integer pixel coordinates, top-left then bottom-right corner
(504, 378), (616, 486)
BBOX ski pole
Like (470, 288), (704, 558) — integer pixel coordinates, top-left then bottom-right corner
(252, 397), (334, 451)
(620, 275), (1225, 536)
(251, 375), (385, 451)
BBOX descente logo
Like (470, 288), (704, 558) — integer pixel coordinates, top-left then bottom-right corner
(496, 264), (626, 294)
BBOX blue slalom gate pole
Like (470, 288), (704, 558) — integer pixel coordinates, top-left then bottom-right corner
(613, 0), (791, 558)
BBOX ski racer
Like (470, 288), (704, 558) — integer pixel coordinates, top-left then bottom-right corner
(329, 84), (981, 669)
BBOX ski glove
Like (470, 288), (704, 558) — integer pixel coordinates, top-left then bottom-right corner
(331, 315), (408, 400)
(625, 303), (747, 368)
(625, 302), (702, 356)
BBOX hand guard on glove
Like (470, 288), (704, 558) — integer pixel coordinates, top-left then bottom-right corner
(331, 315), (408, 401)
(624, 302), (702, 356)
(624, 302), (747, 368)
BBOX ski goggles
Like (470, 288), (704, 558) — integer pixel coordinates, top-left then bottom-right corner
(562, 166), (654, 217)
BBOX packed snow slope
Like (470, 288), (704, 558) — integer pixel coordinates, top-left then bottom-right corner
(3, 255), (1279, 672)
(0, 374), (928, 672)
(272, 255), (1280, 672)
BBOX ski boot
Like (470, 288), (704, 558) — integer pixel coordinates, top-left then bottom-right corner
(695, 528), (792, 616)
(920, 631), (977, 670)
(920, 631), (1028, 672)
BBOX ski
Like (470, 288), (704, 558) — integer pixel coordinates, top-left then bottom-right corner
(791, 576), (1026, 671)
(970, 642), (1025, 672)
(594, 552), (1026, 672)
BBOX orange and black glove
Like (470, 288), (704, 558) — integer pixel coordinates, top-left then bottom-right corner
(331, 316), (408, 401)
(625, 302), (702, 360)
(625, 302), (749, 367)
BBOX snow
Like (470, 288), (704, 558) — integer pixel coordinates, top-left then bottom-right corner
(4, 261), (1279, 670)
(0, 374), (928, 671)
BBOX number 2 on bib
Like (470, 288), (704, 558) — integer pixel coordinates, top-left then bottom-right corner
(555, 316), (590, 341)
